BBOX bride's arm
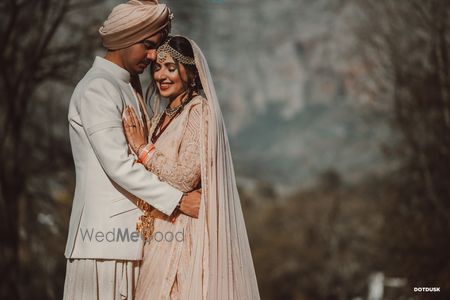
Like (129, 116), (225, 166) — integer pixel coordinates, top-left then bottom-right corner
(123, 103), (204, 193)
(144, 104), (203, 193)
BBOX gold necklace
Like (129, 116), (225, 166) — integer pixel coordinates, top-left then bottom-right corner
(164, 93), (189, 117)
(164, 103), (183, 117)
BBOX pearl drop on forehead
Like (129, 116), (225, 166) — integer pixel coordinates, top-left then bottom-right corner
(157, 51), (168, 63)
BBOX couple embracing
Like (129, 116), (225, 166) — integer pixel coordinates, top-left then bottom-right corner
(63, 0), (260, 299)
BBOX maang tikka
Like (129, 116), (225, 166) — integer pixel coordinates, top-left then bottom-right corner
(156, 38), (196, 65)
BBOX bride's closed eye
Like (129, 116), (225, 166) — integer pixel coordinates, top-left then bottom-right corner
(166, 63), (177, 72)
(153, 62), (177, 73)
(152, 63), (161, 72)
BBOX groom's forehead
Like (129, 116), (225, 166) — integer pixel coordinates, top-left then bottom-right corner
(142, 33), (163, 46)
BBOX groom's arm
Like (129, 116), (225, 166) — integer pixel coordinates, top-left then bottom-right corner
(79, 78), (181, 215)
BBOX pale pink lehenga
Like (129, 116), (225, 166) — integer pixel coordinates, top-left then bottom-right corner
(135, 38), (260, 300)
(135, 96), (205, 299)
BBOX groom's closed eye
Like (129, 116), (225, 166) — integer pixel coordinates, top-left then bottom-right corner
(141, 40), (158, 50)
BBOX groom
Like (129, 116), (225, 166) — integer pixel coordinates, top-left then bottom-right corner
(63, 1), (199, 299)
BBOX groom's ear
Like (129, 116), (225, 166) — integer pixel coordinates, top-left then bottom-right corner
(160, 22), (171, 42)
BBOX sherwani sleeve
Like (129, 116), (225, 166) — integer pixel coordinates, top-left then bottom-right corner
(78, 78), (182, 215)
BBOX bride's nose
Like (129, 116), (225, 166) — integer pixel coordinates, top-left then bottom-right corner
(154, 70), (166, 81)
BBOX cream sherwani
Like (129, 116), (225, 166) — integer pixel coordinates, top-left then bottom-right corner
(63, 57), (182, 299)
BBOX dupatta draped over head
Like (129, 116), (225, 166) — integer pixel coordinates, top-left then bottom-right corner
(180, 38), (261, 299)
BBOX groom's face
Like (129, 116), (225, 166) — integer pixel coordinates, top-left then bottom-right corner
(120, 33), (163, 75)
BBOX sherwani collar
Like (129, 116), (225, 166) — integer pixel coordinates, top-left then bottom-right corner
(92, 56), (150, 132)
(93, 56), (131, 83)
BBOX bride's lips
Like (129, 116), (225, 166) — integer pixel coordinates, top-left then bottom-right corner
(159, 82), (171, 91)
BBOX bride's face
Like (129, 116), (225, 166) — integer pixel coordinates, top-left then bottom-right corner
(152, 54), (188, 99)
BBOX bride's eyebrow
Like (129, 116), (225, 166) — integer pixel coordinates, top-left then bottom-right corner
(164, 62), (177, 67)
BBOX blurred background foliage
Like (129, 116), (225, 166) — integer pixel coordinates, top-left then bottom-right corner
(0, 0), (449, 299)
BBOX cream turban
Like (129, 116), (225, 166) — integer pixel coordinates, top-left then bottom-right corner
(99, 0), (172, 50)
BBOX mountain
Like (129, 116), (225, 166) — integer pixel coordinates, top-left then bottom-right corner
(230, 99), (392, 189)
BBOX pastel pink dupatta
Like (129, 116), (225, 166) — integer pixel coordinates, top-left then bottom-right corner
(184, 39), (261, 299)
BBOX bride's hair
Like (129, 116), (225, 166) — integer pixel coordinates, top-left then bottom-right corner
(167, 36), (203, 91)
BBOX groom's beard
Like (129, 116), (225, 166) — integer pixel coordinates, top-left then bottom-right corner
(133, 58), (152, 75)
(140, 58), (151, 68)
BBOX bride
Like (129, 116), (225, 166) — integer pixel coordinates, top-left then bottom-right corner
(122, 35), (260, 299)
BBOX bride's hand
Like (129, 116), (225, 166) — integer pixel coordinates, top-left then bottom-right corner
(122, 106), (147, 154)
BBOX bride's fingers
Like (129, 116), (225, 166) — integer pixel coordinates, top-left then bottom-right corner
(122, 110), (129, 124)
(123, 115), (135, 135)
(124, 107), (138, 131)
(123, 121), (131, 138)
(123, 107), (134, 126)
(128, 106), (138, 121)
(123, 118), (133, 135)
(129, 107), (142, 130)
(126, 105), (135, 117)
(127, 107), (136, 126)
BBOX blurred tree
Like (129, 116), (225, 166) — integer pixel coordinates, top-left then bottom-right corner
(353, 0), (450, 295)
(0, 0), (106, 298)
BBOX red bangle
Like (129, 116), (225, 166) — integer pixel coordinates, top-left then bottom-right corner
(138, 144), (155, 163)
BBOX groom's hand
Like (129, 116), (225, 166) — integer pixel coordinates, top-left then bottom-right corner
(179, 188), (201, 218)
